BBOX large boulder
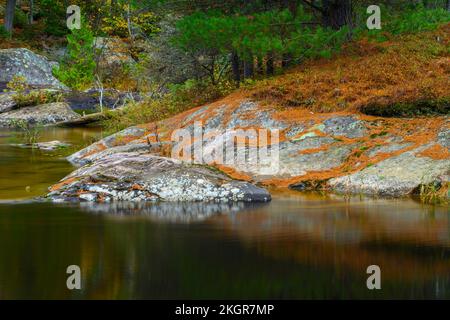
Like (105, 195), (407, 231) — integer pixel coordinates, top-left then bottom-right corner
(0, 48), (67, 89)
(47, 153), (271, 203)
(0, 102), (81, 126)
(55, 99), (449, 199)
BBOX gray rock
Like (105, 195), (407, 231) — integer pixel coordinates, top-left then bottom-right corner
(0, 94), (16, 114)
(226, 101), (287, 130)
(68, 126), (148, 165)
(438, 129), (449, 149)
(329, 147), (450, 197)
(48, 153), (271, 203)
(69, 142), (159, 166)
(323, 116), (366, 138)
(367, 142), (412, 157)
(285, 125), (305, 138)
(0, 102), (81, 127)
(0, 48), (67, 89)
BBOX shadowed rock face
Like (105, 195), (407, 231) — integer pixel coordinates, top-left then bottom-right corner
(0, 48), (67, 90)
(0, 102), (81, 127)
(48, 153), (271, 203)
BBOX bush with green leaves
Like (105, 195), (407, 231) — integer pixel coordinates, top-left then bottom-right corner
(13, 8), (28, 28)
(5, 76), (64, 108)
(0, 25), (10, 39)
(9, 119), (43, 146)
(53, 22), (96, 90)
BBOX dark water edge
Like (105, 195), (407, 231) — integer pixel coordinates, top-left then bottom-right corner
(0, 194), (449, 300)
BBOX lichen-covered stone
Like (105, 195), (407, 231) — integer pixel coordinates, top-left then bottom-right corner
(48, 153), (271, 203)
(367, 142), (412, 157)
(329, 147), (450, 197)
(438, 128), (450, 150)
(323, 116), (366, 138)
(67, 126), (148, 165)
(59, 99), (449, 199)
(0, 94), (16, 114)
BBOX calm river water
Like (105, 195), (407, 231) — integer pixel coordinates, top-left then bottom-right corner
(0, 127), (449, 299)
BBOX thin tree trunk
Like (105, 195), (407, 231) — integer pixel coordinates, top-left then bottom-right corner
(28, 0), (33, 24)
(282, 53), (291, 69)
(322, 0), (353, 30)
(4, 0), (16, 33)
(243, 56), (254, 79)
(256, 56), (264, 76)
(266, 52), (274, 76)
(231, 51), (241, 87)
(283, 0), (298, 16)
(126, 1), (134, 41)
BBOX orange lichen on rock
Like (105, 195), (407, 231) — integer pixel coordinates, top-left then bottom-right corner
(214, 164), (253, 182)
(80, 143), (107, 159)
(111, 135), (143, 146)
(49, 177), (79, 192)
(131, 184), (145, 191)
(298, 145), (331, 155)
(417, 144), (450, 160)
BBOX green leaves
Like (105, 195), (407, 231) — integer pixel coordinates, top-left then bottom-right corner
(53, 20), (96, 90)
(173, 7), (342, 62)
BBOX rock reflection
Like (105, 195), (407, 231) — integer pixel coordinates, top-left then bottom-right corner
(79, 200), (269, 222)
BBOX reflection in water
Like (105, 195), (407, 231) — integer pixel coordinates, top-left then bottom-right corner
(0, 193), (448, 299)
(81, 201), (266, 222)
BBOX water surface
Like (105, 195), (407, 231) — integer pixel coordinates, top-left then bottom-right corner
(0, 127), (448, 299)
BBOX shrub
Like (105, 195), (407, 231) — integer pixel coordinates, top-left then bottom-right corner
(0, 25), (10, 39)
(13, 8), (28, 28)
(5, 75), (29, 93)
(13, 90), (64, 108)
(9, 119), (43, 145)
(5, 76), (63, 108)
(101, 10), (160, 38)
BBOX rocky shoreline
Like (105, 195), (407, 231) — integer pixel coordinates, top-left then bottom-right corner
(46, 98), (449, 203)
